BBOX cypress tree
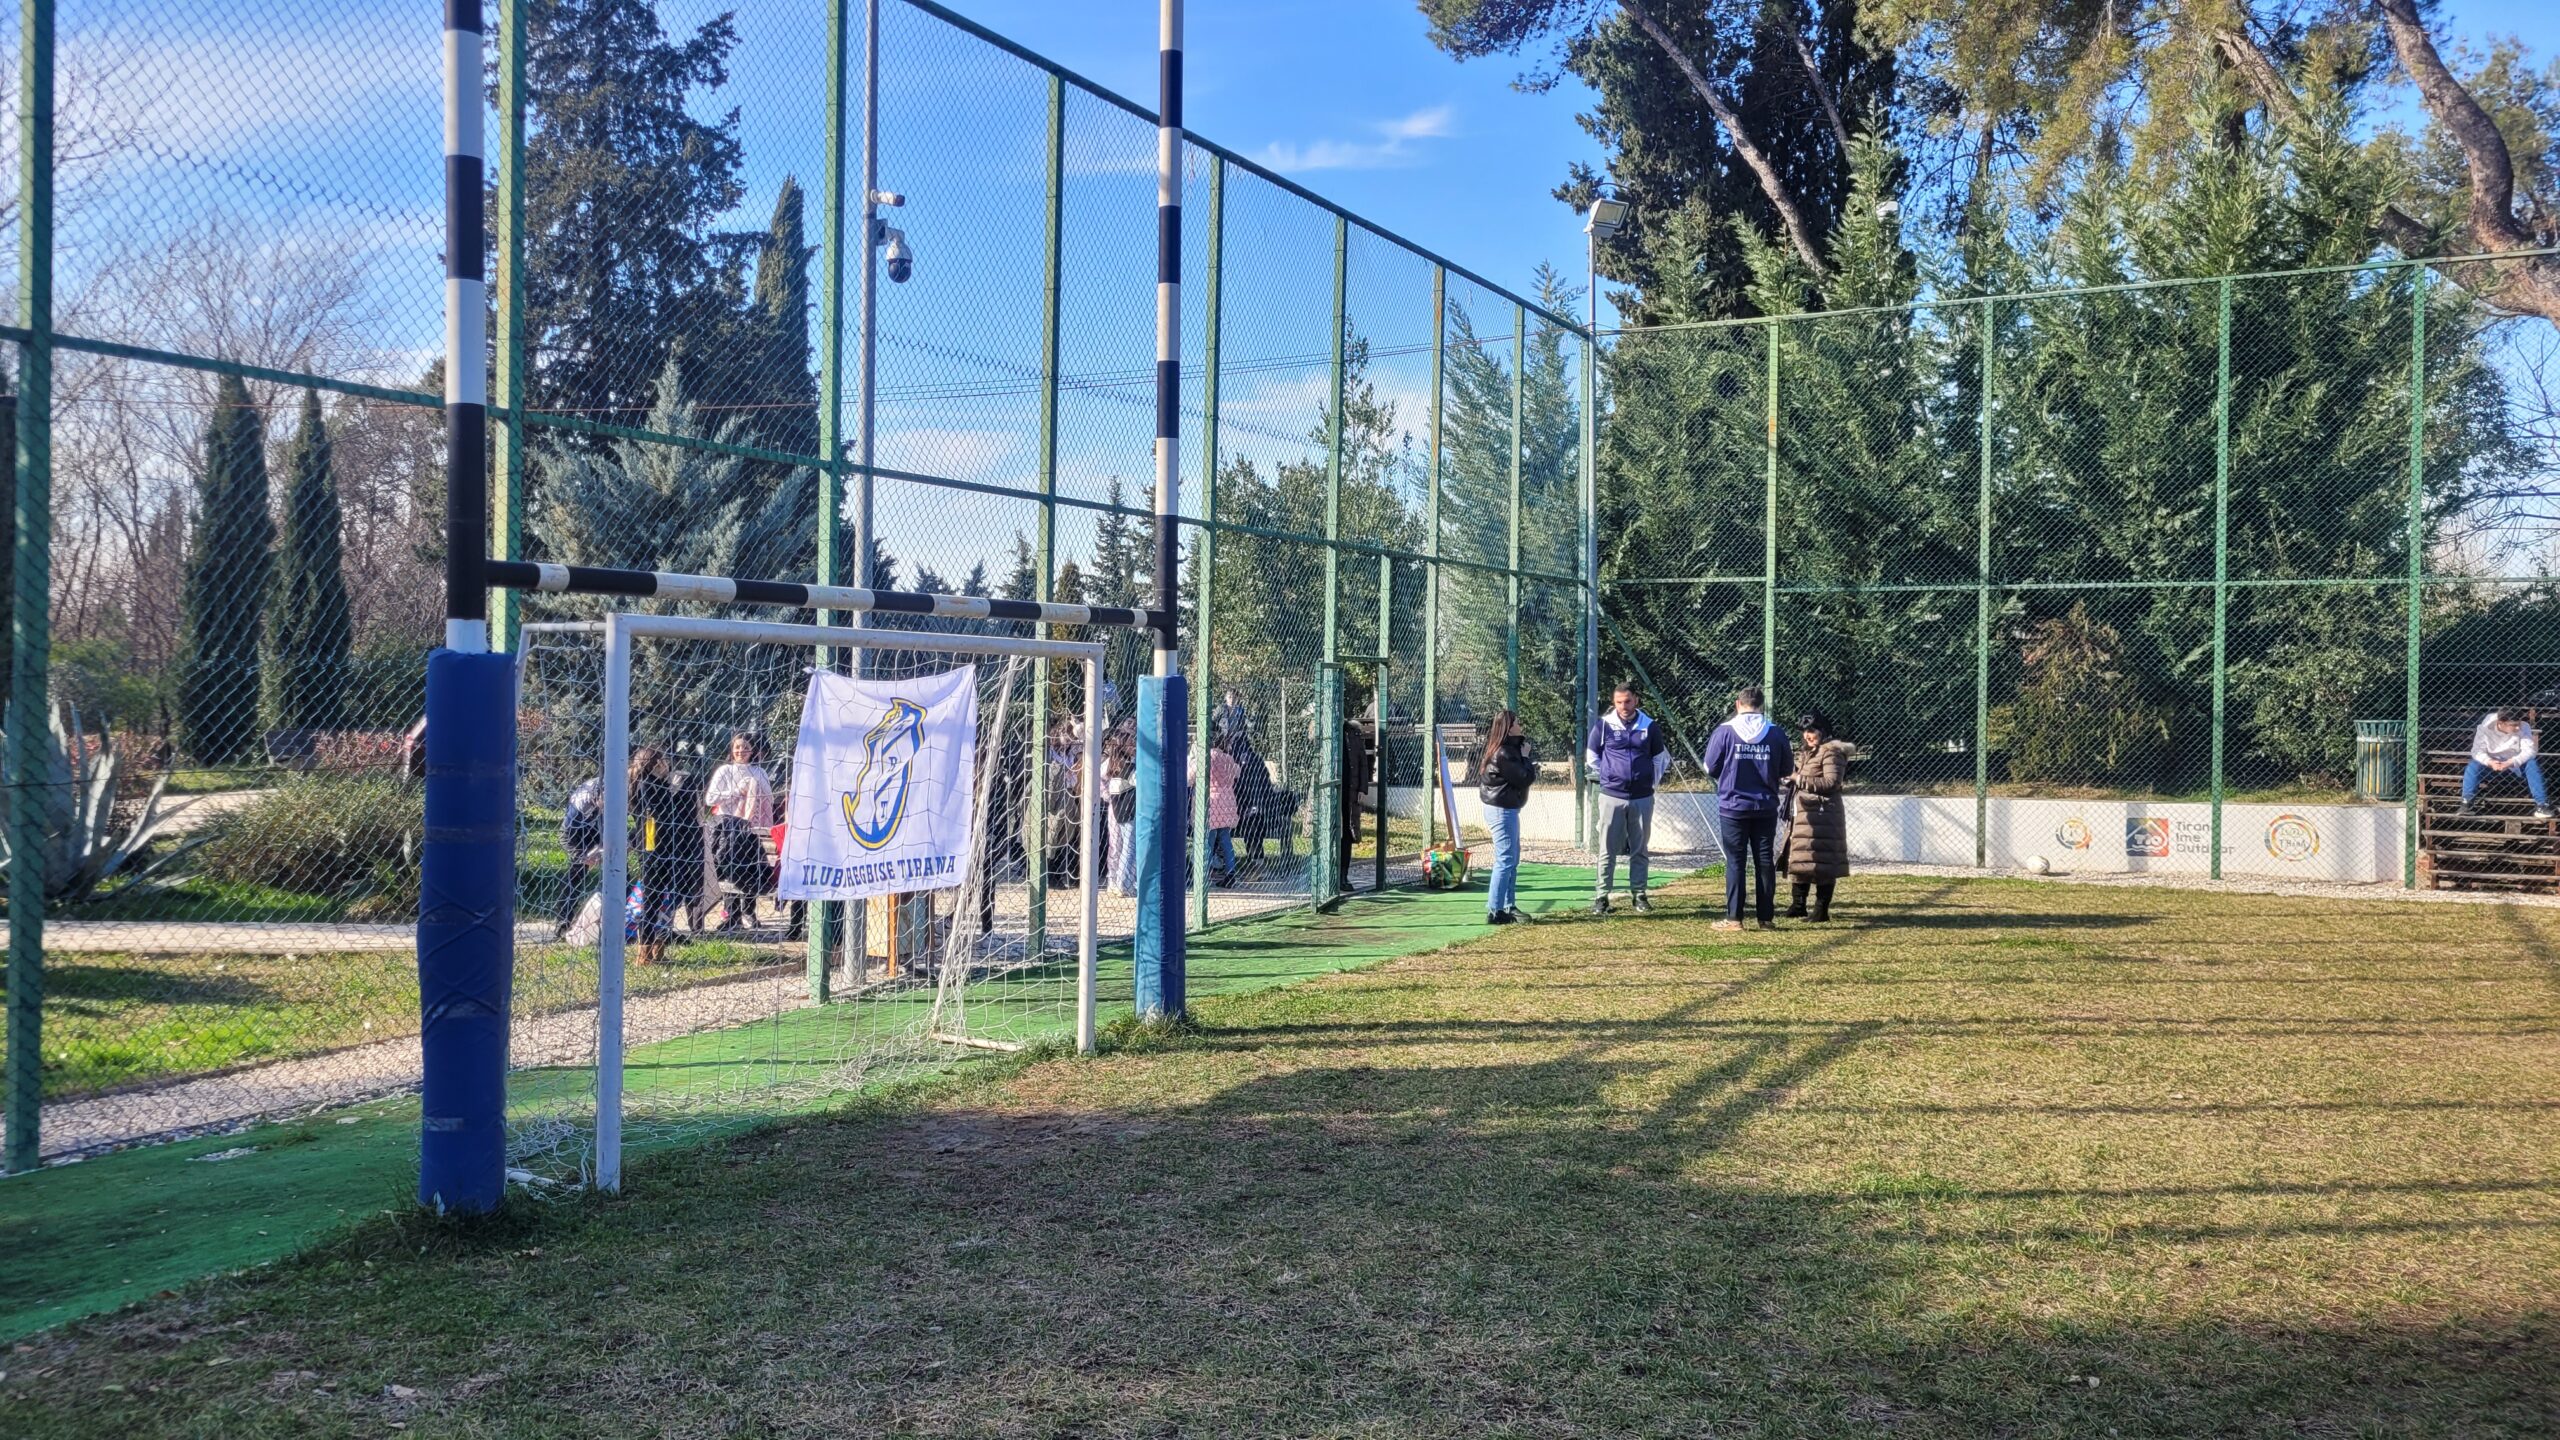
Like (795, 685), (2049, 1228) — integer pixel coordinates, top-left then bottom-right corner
(750, 176), (819, 465)
(176, 375), (275, 764)
(265, 390), (353, 733)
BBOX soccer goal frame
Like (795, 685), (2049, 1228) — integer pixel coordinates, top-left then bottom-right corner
(588, 610), (1107, 1192)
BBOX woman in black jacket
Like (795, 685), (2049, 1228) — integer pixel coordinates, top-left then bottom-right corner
(629, 746), (699, 965)
(1479, 710), (1534, 924)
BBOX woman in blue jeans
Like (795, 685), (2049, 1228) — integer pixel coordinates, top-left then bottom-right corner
(1478, 710), (1535, 924)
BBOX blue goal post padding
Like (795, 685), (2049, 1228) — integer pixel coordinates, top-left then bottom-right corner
(417, 647), (518, 1212)
(1133, 674), (1188, 1021)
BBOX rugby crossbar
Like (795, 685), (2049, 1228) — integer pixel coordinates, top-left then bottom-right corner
(486, 560), (1161, 631)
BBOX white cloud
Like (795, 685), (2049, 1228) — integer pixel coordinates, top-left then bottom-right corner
(1254, 105), (1455, 173)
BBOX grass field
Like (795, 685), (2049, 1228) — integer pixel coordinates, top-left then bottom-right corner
(5, 870), (2556, 1436)
(29, 942), (776, 1099)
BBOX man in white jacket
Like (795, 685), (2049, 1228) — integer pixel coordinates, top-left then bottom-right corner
(2461, 708), (2551, 820)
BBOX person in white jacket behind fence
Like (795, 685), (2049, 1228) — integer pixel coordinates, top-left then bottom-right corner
(2461, 707), (2552, 820)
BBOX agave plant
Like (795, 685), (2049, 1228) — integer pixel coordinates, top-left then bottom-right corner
(0, 699), (198, 908)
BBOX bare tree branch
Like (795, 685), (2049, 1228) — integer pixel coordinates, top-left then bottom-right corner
(1788, 5), (1852, 154)
(2212, 13), (2560, 321)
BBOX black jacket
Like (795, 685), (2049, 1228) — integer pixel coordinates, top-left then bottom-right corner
(1479, 736), (1535, 810)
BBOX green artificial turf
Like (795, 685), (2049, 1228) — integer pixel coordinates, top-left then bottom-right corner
(1, 865), (1595, 1344)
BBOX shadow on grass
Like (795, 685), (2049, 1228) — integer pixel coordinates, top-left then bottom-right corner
(16, 1084), (2548, 1439)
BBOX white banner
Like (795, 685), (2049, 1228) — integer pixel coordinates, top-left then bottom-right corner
(778, 664), (978, 901)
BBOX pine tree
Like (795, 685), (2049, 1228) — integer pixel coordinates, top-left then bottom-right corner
(514, 0), (750, 430)
(176, 375), (275, 764)
(264, 390), (354, 734)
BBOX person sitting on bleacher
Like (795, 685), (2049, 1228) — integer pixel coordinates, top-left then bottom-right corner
(2461, 708), (2552, 821)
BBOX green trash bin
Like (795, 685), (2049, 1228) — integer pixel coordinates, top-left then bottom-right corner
(2354, 719), (2405, 802)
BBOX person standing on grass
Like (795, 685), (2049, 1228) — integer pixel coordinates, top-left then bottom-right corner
(1193, 729), (1244, 886)
(704, 731), (776, 931)
(628, 745), (698, 966)
(1339, 699), (1374, 892)
(1478, 708), (1535, 925)
(1702, 686), (1791, 931)
(1103, 720), (1139, 899)
(1586, 679), (1669, 916)
(1782, 711), (1850, 923)
(2461, 707), (2553, 820)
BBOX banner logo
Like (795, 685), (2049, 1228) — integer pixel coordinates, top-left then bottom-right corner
(843, 697), (927, 850)
(780, 665), (978, 902)
(2265, 813), (2321, 863)
(2053, 817), (2095, 851)
(2126, 818), (2170, 857)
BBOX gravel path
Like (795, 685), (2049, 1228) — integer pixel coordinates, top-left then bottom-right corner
(16, 874), (1331, 1162)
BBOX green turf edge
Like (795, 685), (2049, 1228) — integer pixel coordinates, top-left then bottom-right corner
(0, 860), (1629, 1343)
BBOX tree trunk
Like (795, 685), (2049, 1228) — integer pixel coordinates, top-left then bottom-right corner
(1620, 0), (1831, 276)
(2215, 15), (2560, 321)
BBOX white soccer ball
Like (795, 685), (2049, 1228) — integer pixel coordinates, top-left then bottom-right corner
(2026, 855), (2051, 875)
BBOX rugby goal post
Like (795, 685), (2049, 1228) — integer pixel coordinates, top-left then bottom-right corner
(584, 610), (1106, 1192)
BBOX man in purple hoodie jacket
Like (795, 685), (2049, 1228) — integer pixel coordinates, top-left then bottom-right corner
(1701, 687), (1792, 930)
(1586, 680), (1670, 916)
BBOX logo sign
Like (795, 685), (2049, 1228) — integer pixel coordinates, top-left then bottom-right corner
(781, 665), (978, 901)
(2053, 817), (2095, 851)
(2126, 818), (2170, 857)
(2265, 813), (2321, 863)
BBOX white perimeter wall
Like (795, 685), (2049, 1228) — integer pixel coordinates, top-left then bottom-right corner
(1389, 788), (2406, 885)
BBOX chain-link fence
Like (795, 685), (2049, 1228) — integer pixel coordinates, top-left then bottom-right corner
(0, 0), (1593, 1169)
(1599, 258), (2560, 891)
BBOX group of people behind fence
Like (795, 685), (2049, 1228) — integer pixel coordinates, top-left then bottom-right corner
(1474, 679), (1852, 931)
(553, 732), (783, 963)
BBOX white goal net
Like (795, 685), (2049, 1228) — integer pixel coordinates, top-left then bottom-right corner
(508, 613), (1107, 1188)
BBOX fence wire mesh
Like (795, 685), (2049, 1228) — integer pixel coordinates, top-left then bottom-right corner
(1, 0), (1589, 1167)
(1599, 260), (2560, 889)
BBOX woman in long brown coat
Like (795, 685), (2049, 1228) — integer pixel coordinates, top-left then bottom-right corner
(1783, 712), (1851, 922)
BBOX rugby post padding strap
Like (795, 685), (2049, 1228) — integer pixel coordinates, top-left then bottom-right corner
(1133, 674), (1188, 1020)
(417, 648), (517, 1212)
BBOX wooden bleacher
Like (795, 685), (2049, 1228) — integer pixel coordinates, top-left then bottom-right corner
(2415, 706), (2560, 892)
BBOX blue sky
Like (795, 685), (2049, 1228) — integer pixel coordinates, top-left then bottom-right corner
(939, 1), (1605, 318)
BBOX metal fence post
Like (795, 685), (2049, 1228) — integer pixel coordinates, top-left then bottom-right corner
(1579, 325), (1596, 850)
(1506, 304), (1524, 712)
(4, 0), (55, 1176)
(1189, 155), (1223, 932)
(1030, 72), (1065, 947)
(490, 0), (527, 652)
(1421, 265), (1444, 852)
(1323, 214), (1346, 667)
(1377, 551), (1393, 892)
(808, 0), (850, 1001)
(1762, 322), (1778, 706)
(2404, 273), (2428, 890)
(1974, 299), (1994, 867)
(2210, 277), (2231, 880)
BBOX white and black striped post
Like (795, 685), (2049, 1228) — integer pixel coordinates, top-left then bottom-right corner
(443, 0), (487, 655)
(1134, 0), (1188, 1020)
(1152, 0), (1182, 667)
(419, 0), (514, 1215)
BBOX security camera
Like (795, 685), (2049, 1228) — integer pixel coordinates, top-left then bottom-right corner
(870, 189), (905, 208)
(882, 226), (914, 284)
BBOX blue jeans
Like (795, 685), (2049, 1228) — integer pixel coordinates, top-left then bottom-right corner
(2463, 756), (2549, 806)
(1209, 827), (1236, 879)
(1485, 805), (1522, 915)
(1717, 810), (1777, 923)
